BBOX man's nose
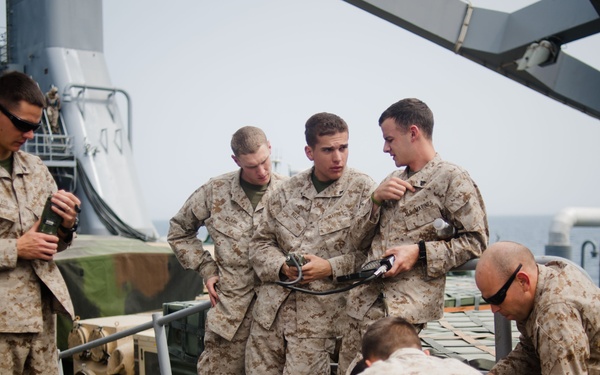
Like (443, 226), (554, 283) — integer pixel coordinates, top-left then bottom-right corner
(257, 165), (267, 176)
(332, 150), (342, 161)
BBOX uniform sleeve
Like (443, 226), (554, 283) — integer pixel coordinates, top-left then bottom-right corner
(167, 184), (218, 282)
(249, 190), (287, 283)
(536, 303), (590, 375)
(0, 239), (18, 270)
(424, 171), (488, 278)
(490, 333), (542, 375)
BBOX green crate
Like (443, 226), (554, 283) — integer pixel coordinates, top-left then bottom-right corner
(163, 300), (210, 364)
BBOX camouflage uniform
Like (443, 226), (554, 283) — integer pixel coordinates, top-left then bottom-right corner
(340, 154), (489, 373)
(0, 151), (75, 374)
(168, 170), (285, 375)
(361, 348), (482, 374)
(490, 260), (600, 375)
(246, 167), (377, 375)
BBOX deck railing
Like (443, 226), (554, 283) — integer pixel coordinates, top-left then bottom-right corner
(58, 255), (586, 374)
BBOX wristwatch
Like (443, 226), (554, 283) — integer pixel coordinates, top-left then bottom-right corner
(418, 240), (427, 263)
(59, 216), (79, 233)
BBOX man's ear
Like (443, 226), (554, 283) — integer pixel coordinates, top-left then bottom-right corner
(516, 271), (532, 292)
(232, 155), (241, 167)
(304, 145), (314, 161)
(423, 349), (431, 356)
(409, 124), (420, 141)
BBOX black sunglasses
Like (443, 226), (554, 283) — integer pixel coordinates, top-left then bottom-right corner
(482, 263), (522, 305)
(0, 103), (42, 132)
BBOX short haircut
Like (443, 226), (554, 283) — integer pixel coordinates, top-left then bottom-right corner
(362, 316), (422, 362)
(378, 98), (434, 139)
(483, 241), (537, 278)
(0, 71), (46, 111)
(304, 112), (348, 148)
(230, 126), (268, 157)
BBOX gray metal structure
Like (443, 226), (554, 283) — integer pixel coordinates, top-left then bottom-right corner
(2, 0), (157, 239)
(342, 0), (600, 120)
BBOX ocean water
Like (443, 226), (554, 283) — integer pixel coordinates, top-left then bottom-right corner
(154, 215), (600, 286)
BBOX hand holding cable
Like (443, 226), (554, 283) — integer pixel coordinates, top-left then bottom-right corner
(276, 254), (396, 295)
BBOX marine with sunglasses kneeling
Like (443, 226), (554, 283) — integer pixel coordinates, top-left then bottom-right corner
(476, 241), (600, 375)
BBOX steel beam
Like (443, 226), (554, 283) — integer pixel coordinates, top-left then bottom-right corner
(343, 0), (600, 120)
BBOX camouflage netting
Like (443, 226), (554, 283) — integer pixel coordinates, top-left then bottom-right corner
(55, 235), (204, 351)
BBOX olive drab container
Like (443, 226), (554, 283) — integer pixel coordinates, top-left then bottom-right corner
(38, 196), (63, 235)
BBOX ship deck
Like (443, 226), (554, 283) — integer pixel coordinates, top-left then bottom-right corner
(421, 274), (520, 371)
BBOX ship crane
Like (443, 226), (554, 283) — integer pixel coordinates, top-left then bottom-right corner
(343, 0), (600, 120)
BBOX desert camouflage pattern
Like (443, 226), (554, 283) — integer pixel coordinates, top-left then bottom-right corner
(347, 154), (488, 323)
(361, 348), (482, 375)
(197, 298), (255, 375)
(340, 154), (488, 374)
(0, 296), (59, 374)
(168, 170), (285, 340)
(490, 261), (600, 375)
(246, 293), (337, 375)
(246, 167), (377, 374)
(0, 151), (74, 374)
(0, 151), (75, 334)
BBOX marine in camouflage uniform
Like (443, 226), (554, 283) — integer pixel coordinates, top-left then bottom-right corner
(340, 99), (489, 374)
(361, 348), (482, 375)
(0, 72), (80, 374)
(246, 112), (378, 375)
(476, 241), (600, 375)
(45, 85), (61, 134)
(359, 316), (481, 375)
(168, 126), (285, 375)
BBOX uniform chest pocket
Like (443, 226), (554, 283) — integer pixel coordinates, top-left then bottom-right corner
(0, 202), (19, 223)
(319, 213), (352, 236)
(0, 202), (20, 237)
(211, 217), (249, 241)
(404, 206), (443, 231)
(275, 206), (306, 237)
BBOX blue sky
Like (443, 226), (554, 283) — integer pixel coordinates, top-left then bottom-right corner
(3, 1), (600, 219)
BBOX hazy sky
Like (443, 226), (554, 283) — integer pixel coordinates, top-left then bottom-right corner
(103, 0), (600, 220)
(5, 1), (600, 220)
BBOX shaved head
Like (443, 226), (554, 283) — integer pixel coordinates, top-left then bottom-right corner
(476, 241), (538, 321)
(478, 241), (536, 279)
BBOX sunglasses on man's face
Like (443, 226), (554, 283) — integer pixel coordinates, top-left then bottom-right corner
(0, 103), (42, 133)
(482, 263), (522, 305)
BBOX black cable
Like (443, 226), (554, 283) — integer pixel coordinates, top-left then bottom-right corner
(276, 253), (304, 286)
(76, 160), (155, 242)
(275, 256), (394, 296)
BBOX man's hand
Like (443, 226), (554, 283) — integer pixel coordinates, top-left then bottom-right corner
(205, 276), (220, 307)
(372, 177), (415, 204)
(16, 221), (59, 261)
(51, 190), (81, 229)
(298, 254), (332, 283)
(383, 244), (419, 278)
(281, 260), (300, 281)
(280, 254), (332, 284)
